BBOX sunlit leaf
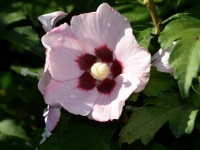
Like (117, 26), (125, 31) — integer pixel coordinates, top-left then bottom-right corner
(159, 16), (200, 98)
(120, 93), (197, 145)
(185, 110), (199, 134)
(0, 119), (29, 140)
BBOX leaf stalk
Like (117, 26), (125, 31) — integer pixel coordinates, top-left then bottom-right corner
(144, 0), (163, 34)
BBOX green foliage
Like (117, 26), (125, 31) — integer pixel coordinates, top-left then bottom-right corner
(185, 110), (199, 134)
(169, 133), (200, 150)
(120, 93), (198, 145)
(128, 93), (140, 102)
(186, 93), (200, 108)
(159, 16), (200, 98)
(1, 26), (44, 56)
(121, 141), (167, 150)
(192, 76), (200, 96)
(133, 24), (154, 49)
(0, 119), (29, 140)
(1, 0), (200, 149)
(56, 109), (71, 142)
(0, 135), (32, 150)
(39, 117), (117, 150)
(142, 67), (176, 97)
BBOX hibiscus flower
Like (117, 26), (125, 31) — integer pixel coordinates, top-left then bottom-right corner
(39, 3), (150, 122)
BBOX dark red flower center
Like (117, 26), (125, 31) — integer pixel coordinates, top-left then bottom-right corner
(95, 45), (113, 63)
(77, 44), (123, 94)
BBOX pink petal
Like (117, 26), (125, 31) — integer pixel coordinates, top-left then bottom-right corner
(38, 70), (51, 94)
(38, 11), (67, 32)
(40, 105), (61, 144)
(114, 30), (151, 92)
(88, 74), (140, 122)
(42, 23), (85, 81)
(44, 79), (98, 116)
(152, 42), (175, 74)
(71, 3), (131, 55)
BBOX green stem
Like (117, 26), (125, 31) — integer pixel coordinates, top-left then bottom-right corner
(144, 0), (163, 34)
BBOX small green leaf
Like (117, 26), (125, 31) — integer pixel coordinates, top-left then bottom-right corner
(133, 25), (154, 49)
(0, 119), (29, 140)
(188, 93), (200, 108)
(159, 16), (200, 98)
(185, 110), (199, 134)
(142, 67), (176, 97)
(128, 93), (140, 102)
(120, 93), (197, 145)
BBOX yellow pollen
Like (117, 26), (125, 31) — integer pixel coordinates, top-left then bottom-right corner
(91, 62), (110, 81)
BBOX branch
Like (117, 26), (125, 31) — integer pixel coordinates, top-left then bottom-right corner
(144, 0), (163, 34)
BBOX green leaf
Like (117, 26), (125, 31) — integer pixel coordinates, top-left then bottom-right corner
(0, 135), (32, 150)
(158, 16), (200, 98)
(56, 109), (71, 142)
(184, 4), (200, 20)
(185, 110), (199, 134)
(0, 119), (29, 140)
(187, 92), (200, 108)
(114, 0), (138, 3)
(119, 93), (197, 145)
(0, 12), (25, 30)
(39, 118), (117, 150)
(0, 26), (44, 56)
(114, 0), (164, 4)
(192, 76), (200, 95)
(121, 141), (167, 150)
(142, 67), (176, 97)
(128, 93), (140, 102)
(133, 25), (154, 49)
(114, 2), (151, 25)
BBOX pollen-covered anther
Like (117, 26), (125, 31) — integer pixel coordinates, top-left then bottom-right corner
(90, 62), (110, 81)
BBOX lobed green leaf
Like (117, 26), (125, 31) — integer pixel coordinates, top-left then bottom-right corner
(120, 93), (198, 145)
(159, 16), (200, 98)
